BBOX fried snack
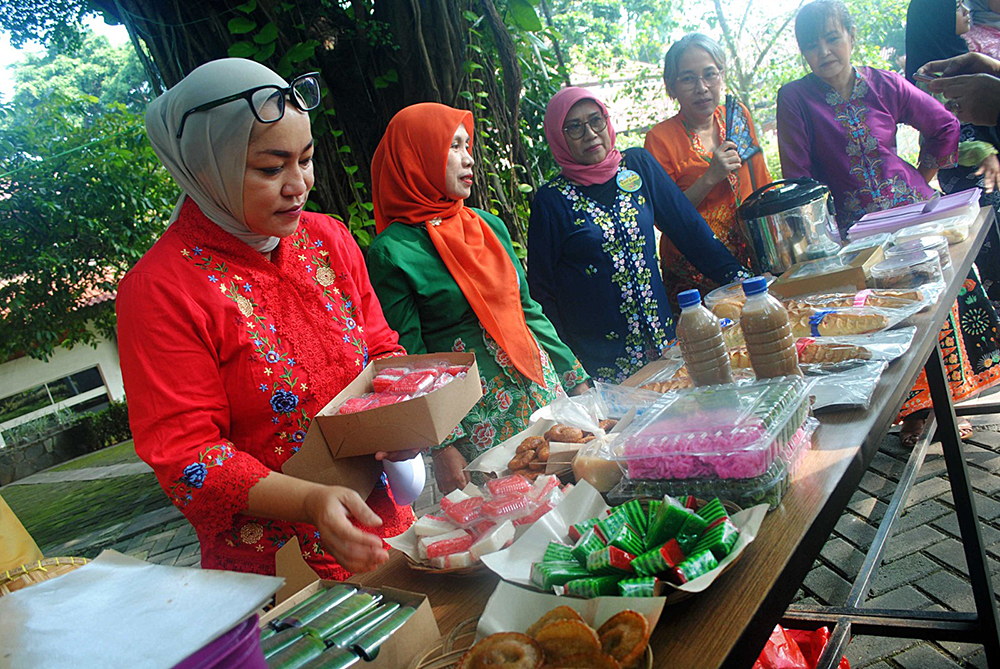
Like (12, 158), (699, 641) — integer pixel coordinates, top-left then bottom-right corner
(545, 425), (586, 443)
(537, 444), (551, 462)
(784, 288), (922, 310)
(518, 436), (547, 454)
(509, 451), (535, 470)
(457, 632), (545, 669)
(546, 650), (621, 668)
(730, 341), (872, 368)
(711, 298), (744, 322)
(528, 460), (548, 471)
(525, 605), (585, 637)
(786, 309), (889, 337)
(598, 419), (618, 432)
(597, 611), (650, 669)
(533, 620), (601, 662)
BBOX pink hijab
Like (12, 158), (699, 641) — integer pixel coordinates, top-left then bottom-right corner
(543, 87), (623, 186)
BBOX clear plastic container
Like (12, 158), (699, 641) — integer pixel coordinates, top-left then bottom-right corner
(891, 215), (972, 246)
(870, 250), (943, 290)
(607, 417), (818, 510)
(838, 232), (891, 256)
(886, 234), (950, 270)
(611, 377), (816, 482)
(704, 276), (776, 313)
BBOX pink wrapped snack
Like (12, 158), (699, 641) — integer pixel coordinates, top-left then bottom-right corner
(368, 392), (411, 408)
(528, 475), (560, 501)
(514, 500), (553, 527)
(443, 496), (484, 527)
(470, 520), (515, 559)
(482, 493), (536, 522)
(469, 519), (497, 538)
(487, 474), (532, 497)
(419, 529), (474, 560)
(372, 367), (409, 393)
(445, 365), (470, 376)
(430, 550), (475, 569)
(392, 370), (436, 395)
(428, 373), (456, 392)
(439, 488), (470, 511)
(337, 394), (378, 415)
(412, 514), (456, 537)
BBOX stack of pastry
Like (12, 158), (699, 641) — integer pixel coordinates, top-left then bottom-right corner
(730, 340), (872, 368)
(784, 288), (923, 310)
(785, 308), (888, 337)
(509, 422), (617, 479)
(458, 607), (650, 669)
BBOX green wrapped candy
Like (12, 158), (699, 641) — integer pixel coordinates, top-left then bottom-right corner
(266, 632), (326, 669)
(327, 602), (401, 648)
(618, 576), (663, 597)
(595, 510), (628, 542)
(585, 546), (636, 575)
(674, 512), (709, 555)
(543, 541), (575, 563)
(600, 521), (644, 557)
(570, 527), (606, 566)
(646, 500), (661, 533)
(644, 497), (691, 550)
(309, 592), (381, 638)
(531, 561), (591, 590)
(631, 538), (686, 576)
(568, 518), (598, 542)
(617, 499), (648, 535)
(671, 549), (719, 584)
(564, 575), (623, 598)
(693, 518), (740, 561)
(696, 498), (726, 525)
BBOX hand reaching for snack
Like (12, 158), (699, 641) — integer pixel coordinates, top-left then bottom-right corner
(432, 445), (471, 495)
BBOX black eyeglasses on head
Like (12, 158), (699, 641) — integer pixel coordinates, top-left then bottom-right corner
(175, 72), (322, 139)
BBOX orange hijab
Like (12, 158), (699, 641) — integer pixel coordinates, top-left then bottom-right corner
(372, 103), (545, 385)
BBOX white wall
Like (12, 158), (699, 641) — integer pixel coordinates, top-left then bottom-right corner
(0, 332), (125, 403)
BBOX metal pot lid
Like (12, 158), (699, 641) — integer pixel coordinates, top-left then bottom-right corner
(738, 178), (829, 219)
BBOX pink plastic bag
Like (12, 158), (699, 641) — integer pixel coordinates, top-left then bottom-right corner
(753, 626), (849, 669)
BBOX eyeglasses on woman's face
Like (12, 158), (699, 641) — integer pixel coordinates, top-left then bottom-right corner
(562, 112), (609, 140)
(674, 68), (722, 92)
(175, 72), (322, 139)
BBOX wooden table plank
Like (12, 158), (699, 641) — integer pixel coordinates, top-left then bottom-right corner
(357, 207), (996, 668)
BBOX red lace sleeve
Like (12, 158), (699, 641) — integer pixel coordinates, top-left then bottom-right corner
(116, 269), (271, 539)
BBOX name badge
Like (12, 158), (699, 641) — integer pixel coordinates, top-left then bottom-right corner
(617, 169), (642, 192)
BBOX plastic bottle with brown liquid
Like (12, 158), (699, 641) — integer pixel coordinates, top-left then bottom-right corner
(675, 289), (735, 386)
(739, 277), (803, 378)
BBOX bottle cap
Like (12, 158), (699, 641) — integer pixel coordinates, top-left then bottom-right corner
(742, 276), (768, 296)
(677, 289), (702, 309)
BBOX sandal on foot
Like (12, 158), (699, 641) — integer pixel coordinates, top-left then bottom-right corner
(899, 416), (926, 448)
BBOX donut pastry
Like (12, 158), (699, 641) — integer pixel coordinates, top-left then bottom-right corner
(544, 425), (586, 443)
(457, 632), (545, 669)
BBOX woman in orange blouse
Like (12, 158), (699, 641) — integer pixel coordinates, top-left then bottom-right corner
(644, 33), (771, 302)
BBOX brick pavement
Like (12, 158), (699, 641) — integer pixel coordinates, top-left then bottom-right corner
(15, 412), (1000, 667)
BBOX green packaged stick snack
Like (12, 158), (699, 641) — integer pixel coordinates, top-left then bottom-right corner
(327, 602), (401, 648)
(266, 632), (326, 669)
(299, 647), (360, 669)
(309, 592), (381, 638)
(262, 627), (307, 659)
(350, 606), (417, 661)
(281, 584), (358, 626)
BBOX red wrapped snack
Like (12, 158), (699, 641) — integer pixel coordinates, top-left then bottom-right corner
(445, 364), (470, 376)
(487, 474), (533, 497)
(372, 367), (409, 393)
(443, 496), (484, 527)
(419, 529), (474, 560)
(515, 501), (554, 526)
(392, 370), (436, 395)
(337, 394), (378, 415)
(482, 493), (536, 522)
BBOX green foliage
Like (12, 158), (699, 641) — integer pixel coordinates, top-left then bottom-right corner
(8, 31), (152, 113)
(0, 0), (92, 51)
(0, 92), (177, 362)
(66, 400), (131, 452)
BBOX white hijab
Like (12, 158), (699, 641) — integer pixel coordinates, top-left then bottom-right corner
(145, 58), (289, 253)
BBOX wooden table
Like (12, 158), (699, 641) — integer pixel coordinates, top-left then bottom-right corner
(357, 207), (1000, 668)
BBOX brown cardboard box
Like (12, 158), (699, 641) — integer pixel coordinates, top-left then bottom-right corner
(262, 540), (441, 669)
(769, 245), (884, 298)
(282, 352), (482, 496)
